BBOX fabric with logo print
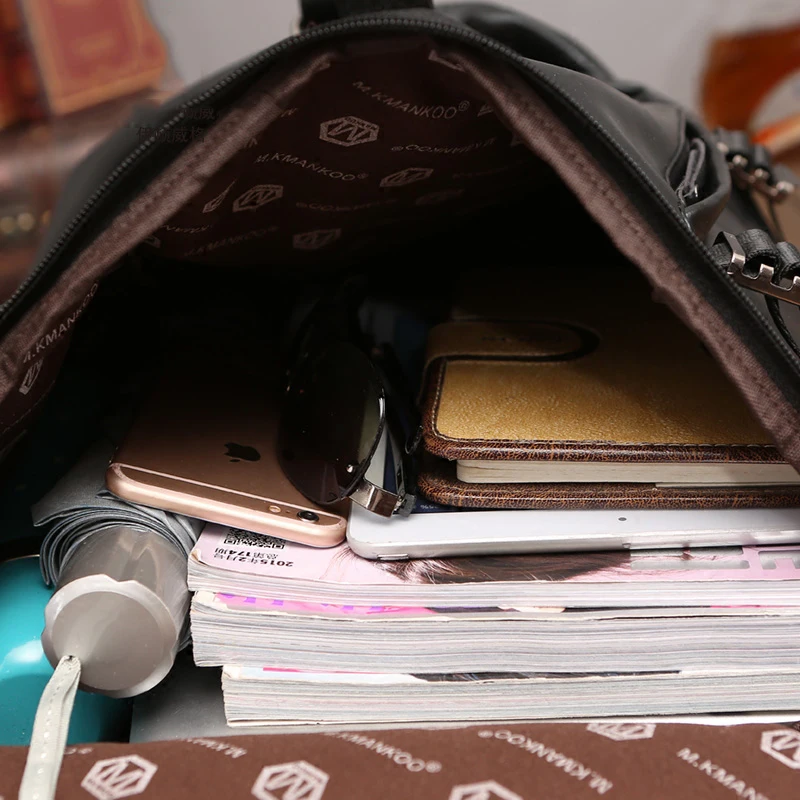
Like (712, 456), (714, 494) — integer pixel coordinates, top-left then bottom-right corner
(4, 722), (800, 798)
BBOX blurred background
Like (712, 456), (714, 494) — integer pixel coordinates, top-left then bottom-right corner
(148, 0), (761, 109)
(1, 0), (798, 300)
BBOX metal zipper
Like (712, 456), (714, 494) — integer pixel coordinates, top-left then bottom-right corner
(2, 13), (797, 374)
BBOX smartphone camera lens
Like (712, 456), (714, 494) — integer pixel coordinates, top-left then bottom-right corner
(297, 510), (319, 523)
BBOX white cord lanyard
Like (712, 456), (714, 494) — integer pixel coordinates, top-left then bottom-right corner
(18, 655), (82, 800)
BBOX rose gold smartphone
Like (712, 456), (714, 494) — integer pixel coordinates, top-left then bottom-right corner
(106, 343), (346, 547)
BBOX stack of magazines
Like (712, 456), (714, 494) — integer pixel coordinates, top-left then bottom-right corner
(188, 522), (800, 727)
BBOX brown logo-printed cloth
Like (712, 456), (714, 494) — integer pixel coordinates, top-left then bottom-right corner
(3, 722), (800, 798)
(140, 38), (546, 268)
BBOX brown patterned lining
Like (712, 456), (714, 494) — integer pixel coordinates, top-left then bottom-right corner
(147, 37), (544, 266)
(3, 722), (800, 799)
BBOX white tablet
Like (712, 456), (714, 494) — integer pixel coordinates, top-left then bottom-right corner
(346, 502), (800, 560)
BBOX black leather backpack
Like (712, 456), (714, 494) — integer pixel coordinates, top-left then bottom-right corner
(1, 0), (799, 488)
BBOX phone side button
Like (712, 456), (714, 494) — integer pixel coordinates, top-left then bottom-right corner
(376, 554), (410, 562)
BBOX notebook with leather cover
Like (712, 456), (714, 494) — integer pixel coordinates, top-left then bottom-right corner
(418, 455), (800, 510)
(419, 267), (800, 508)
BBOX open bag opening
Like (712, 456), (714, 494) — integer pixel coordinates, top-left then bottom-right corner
(7, 14), (800, 793)
(2, 33), (800, 526)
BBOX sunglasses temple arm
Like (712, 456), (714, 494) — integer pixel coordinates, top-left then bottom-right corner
(375, 343), (423, 454)
(350, 479), (407, 517)
(386, 405), (417, 516)
(351, 420), (416, 517)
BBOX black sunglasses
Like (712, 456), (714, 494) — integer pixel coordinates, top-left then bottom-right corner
(278, 280), (419, 518)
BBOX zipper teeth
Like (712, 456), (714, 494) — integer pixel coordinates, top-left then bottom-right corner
(2, 14), (797, 372)
(0, 26), (328, 319)
(0, 116), (188, 313)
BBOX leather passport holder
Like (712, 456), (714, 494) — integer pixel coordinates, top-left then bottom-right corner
(419, 266), (800, 508)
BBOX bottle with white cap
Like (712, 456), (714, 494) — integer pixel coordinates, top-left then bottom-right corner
(41, 526), (189, 698)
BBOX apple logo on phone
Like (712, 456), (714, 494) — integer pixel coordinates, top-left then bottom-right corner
(224, 442), (260, 463)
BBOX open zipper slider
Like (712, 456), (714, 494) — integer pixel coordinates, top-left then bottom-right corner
(715, 231), (800, 308)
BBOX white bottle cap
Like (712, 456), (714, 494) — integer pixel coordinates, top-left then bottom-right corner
(41, 527), (188, 698)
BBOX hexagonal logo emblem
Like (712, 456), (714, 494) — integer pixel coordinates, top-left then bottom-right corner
(319, 116), (379, 147)
(380, 167), (433, 188)
(233, 184), (284, 212)
(293, 228), (341, 250)
(761, 729), (800, 769)
(251, 760), (329, 800)
(81, 755), (157, 800)
(448, 781), (522, 800)
(587, 722), (656, 741)
(203, 181), (236, 213)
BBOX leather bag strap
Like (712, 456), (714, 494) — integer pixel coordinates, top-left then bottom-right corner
(300, 0), (433, 26)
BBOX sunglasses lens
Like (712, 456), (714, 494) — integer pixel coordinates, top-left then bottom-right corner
(280, 341), (384, 505)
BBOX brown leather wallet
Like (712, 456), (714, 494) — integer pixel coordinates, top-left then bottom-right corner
(418, 267), (800, 509)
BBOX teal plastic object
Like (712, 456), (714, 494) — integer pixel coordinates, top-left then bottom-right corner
(0, 556), (131, 745)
